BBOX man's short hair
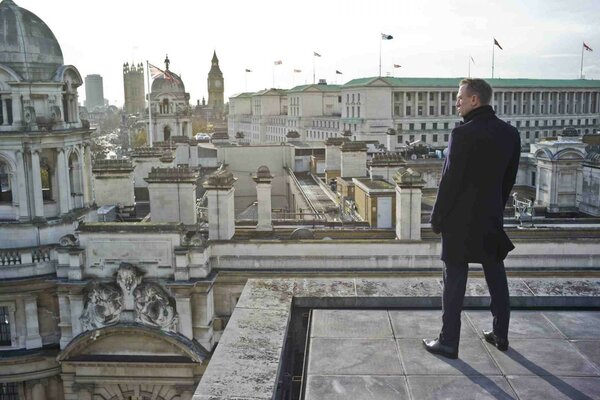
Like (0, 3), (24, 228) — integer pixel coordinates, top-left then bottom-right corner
(460, 78), (493, 105)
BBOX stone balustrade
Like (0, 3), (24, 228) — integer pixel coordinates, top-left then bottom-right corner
(0, 245), (56, 278)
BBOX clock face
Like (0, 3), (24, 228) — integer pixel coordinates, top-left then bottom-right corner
(214, 80), (222, 88)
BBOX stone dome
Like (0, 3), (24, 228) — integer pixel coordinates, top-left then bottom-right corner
(0, 0), (64, 81)
(151, 72), (186, 93)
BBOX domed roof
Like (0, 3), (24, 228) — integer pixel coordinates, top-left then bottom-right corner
(0, 0), (63, 81)
(151, 72), (186, 93)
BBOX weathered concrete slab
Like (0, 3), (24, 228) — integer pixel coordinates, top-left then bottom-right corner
(572, 340), (600, 370)
(507, 376), (600, 400)
(311, 309), (393, 339)
(543, 311), (600, 339)
(398, 338), (502, 376)
(308, 338), (403, 375)
(466, 310), (565, 339)
(486, 339), (600, 376)
(389, 310), (478, 339)
(407, 376), (518, 400)
(305, 375), (410, 400)
(355, 278), (442, 297)
(235, 279), (295, 311)
(524, 278), (600, 296)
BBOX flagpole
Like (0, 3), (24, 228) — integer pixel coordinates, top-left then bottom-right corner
(492, 40), (495, 79)
(245, 70), (247, 91)
(146, 60), (153, 147)
(580, 43), (584, 79)
(313, 55), (315, 84)
(379, 39), (382, 77)
(272, 64), (275, 88)
(468, 56), (471, 78)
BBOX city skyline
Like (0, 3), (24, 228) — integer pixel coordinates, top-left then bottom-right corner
(16, 0), (600, 108)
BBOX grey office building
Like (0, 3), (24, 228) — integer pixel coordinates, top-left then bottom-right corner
(85, 74), (104, 110)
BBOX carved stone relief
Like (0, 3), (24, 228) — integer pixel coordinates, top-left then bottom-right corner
(80, 263), (178, 332)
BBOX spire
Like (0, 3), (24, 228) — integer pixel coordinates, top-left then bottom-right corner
(212, 51), (218, 65)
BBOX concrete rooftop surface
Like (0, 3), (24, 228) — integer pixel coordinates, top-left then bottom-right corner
(193, 277), (600, 400)
(306, 309), (600, 400)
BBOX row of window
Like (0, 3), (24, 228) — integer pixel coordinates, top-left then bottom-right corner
(312, 120), (340, 129)
(397, 117), (598, 132)
(396, 127), (593, 146)
(345, 93), (361, 104)
(346, 106), (361, 118)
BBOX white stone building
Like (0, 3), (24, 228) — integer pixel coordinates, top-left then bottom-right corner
(148, 57), (192, 144)
(229, 77), (600, 150)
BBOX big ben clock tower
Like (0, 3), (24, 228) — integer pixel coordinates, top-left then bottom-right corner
(207, 51), (224, 118)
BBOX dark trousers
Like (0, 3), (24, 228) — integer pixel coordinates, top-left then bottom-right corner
(440, 259), (510, 347)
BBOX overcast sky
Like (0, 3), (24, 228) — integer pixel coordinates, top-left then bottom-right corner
(16, 0), (600, 107)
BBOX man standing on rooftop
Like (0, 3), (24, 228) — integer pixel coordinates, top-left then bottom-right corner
(424, 78), (521, 359)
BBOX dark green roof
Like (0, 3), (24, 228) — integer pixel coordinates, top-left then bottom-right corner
(343, 76), (600, 89)
(288, 84), (342, 93)
(230, 92), (254, 98)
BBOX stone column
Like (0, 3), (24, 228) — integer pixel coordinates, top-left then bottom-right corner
(58, 294), (72, 349)
(15, 150), (29, 220)
(30, 380), (47, 400)
(83, 144), (93, 206)
(175, 296), (193, 339)
(426, 91), (431, 116)
(30, 150), (45, 218)
(68, 294), (84, 337)
(57, 149), (70, 214)
(204, 168), (237, 240)
(393, 167), (426, 240)
(253, 166), (273, 231)
(11, 95), (21, 125)
(24, 295), (42, 349)
(436, 91), (441, 116)
(1, 98), (8, 125)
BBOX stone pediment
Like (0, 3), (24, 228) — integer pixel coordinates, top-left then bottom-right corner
(58, 324), (208, 363)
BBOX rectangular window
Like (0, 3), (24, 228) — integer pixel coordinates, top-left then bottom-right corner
(397, 135), (403, 143)
(357, 107), (360, 118)
(420, 123), (426, 130)
(394, 106), (400, 116)
(432, 122), (438, 129)
(357, 93), (360, 102)
(418, 92), (423, 101)
(441, 105), (446, 115)
(409, 123), (414, 130)
(421, 134), (427, 143)
(516, 121), (521, 127)
(429, 92), (434, 101)
(429, 106), (435, 115)
(406, 93), (411, 101)
(441, 93), (446, 101)
(418, 106), (423, 116)
(452, 106), (456, 115)
(352, 94), (355, 103)
(0, 383), (18, 400)
(444, 134), (449, 141)
(444, 122), (449, 129)
(406, 106), (412, 116)
(433, 134), (438, 142)
(0, 307), (10, 346)
(338, 96), (341, 103)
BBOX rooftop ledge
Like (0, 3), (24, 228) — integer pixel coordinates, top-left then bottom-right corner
(193, 277), (600, 399)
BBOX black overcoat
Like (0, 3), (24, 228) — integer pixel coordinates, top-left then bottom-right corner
(430, 105), (521, 263)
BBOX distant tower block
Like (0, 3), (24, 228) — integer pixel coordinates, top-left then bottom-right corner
(204, 168), (237, 240)
(144, 167), (199, 224)
(340, 141), (368, 178)
(393, 167), (425, 240)
(123, 62), (145, 114)
(253, 166), (274, 231)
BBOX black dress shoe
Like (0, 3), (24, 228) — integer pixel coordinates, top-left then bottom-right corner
(483, 330), (509, 351)
(422, 338), (458, 359)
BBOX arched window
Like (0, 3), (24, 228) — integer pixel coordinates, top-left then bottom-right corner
(163, 126), (171, 142)
(0, 161), (11, 203)
(40, 163), (52, 201)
